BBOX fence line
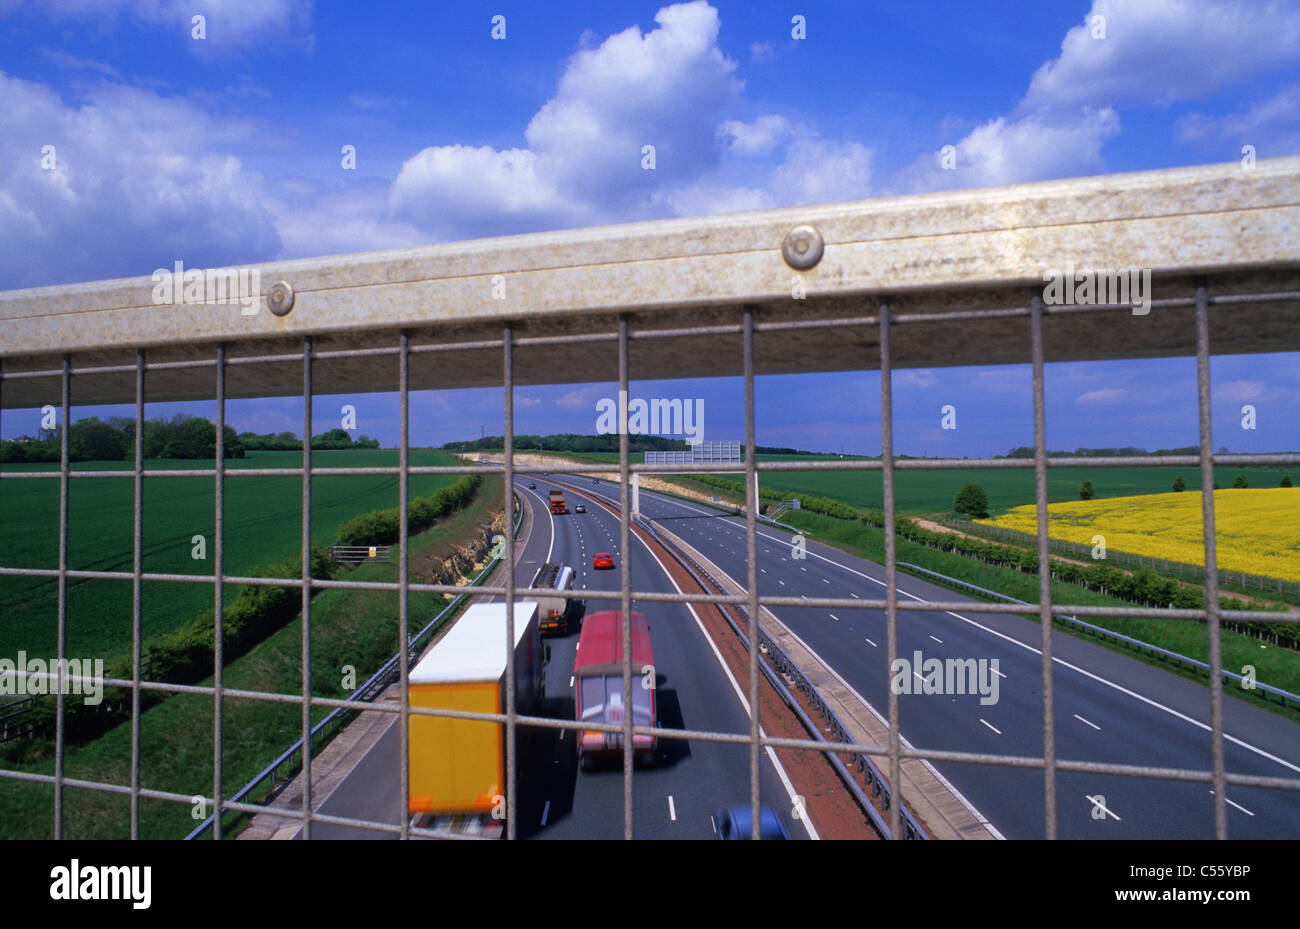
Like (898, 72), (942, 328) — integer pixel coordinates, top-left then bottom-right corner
(329, 544), (393, 564)
(0, 697), (36, 744)
(947, 517), (1300, 597)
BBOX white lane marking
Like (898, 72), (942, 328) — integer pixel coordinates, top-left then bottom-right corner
(865, 637), (877, 647)
(937, 606), (1300, 776)
(1087, 795), (1121, 821)
(632, 478), (1300, 779)
(541, 800), (551, 825)
(760, 568), (767, 574)
(778, 580), (785, 586)
(518, 484), (558, 567)
(668, 795), (677, 821)
(1209, 790), (1254, 816)
(913, 671), (924, 684)
(992, 668), (1006, 679)
(929, 635), (943, 644)
(979, 718), (1002, 735)
(710, 815), (717, 835)
(850, 593), (860, 598)
(829, 614), (840, 622)
(569, 676), (575, 688)
(560, 728), (565, 741)
(822, 578), (830, 584)
(615, 503), (820, 841)
(1074, 714), (1101, 731)
(634, 495), (1001, 838)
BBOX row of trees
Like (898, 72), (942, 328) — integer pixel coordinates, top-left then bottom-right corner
(855, 509), (1298, 646)
(953, 473), (1293, 515)
(236, 428), (378, 451)
(1000, 445), (1206, 458)
(336, 474), (482, 546)
(445, 434), (826, 456)
(683, 473), (862, 520)
(445, 433), (691, 454)
(1, 416), (244, 462)
(0, 417), (380, 462)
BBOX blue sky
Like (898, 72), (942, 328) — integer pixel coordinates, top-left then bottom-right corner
(1, 0), (1297, 454)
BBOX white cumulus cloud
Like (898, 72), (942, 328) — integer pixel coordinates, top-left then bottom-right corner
(389, 1), (743, 239)
(1215, 379), (1266, 403)
(1020, 0), (1300, 114)
(1177, 85), (1300, 154)
(719, 115), (792, 156)
(0, 72), (280, 289)
(1077, 387), (1128, 404)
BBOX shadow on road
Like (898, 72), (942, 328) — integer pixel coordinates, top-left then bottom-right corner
(514, 692), (577, 839)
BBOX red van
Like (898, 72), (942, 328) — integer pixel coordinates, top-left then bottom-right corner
(573, 611), (656, 769)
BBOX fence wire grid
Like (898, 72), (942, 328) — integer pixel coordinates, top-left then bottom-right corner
(2, 170), (1300, 842)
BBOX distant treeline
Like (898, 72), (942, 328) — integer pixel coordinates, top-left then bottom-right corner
(1000, 446), (1209, 459)
(445, 434), (690, 454)
(443, 434), (812, 455)
(1, 416), (379, 462)
(242, 427), (380, 451)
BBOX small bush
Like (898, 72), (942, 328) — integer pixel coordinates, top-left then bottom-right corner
(953, 482), (989, 518)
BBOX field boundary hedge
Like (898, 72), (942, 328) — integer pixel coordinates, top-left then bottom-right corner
(336, 474), (481, 545)
(23, 473), (485, 745)
(28, 544), (334, 743)
(947, 515), (1300, 599)
(856, 510), (1300, 648)
(688, 473), (858, 520)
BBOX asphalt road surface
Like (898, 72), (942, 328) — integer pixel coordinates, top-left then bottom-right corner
(300, 476), (810, 840)
(578, 476), (1300, 839)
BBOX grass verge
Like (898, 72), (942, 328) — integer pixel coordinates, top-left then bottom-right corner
(0, 476), (504, 838)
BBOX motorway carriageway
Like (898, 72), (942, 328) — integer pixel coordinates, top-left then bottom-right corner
(298, 476), (811, 840)
(576, 476), (1300, 839)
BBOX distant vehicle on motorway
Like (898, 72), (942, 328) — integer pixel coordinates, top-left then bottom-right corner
(530, 562), (577, 635)
(713, 805), (790, 840)
(592, 552), (613, 569)
(592, 478), (599, 484)
(528, 481), (536, 489)
(574, 611), (656, 769)
(574, 504), (586, 513)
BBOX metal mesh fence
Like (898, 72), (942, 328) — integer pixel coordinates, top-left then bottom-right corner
(2, 171), (1300, 840)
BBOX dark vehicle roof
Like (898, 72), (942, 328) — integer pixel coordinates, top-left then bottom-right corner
(574, 611), (651, 675)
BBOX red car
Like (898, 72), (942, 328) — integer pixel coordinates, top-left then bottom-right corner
(592, 552), (614, 569)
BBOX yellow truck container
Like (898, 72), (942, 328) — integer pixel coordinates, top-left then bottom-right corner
(408, 601), (543, 822)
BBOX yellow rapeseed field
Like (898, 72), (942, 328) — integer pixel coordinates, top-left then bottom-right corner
(981, 488), (1300, 580)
